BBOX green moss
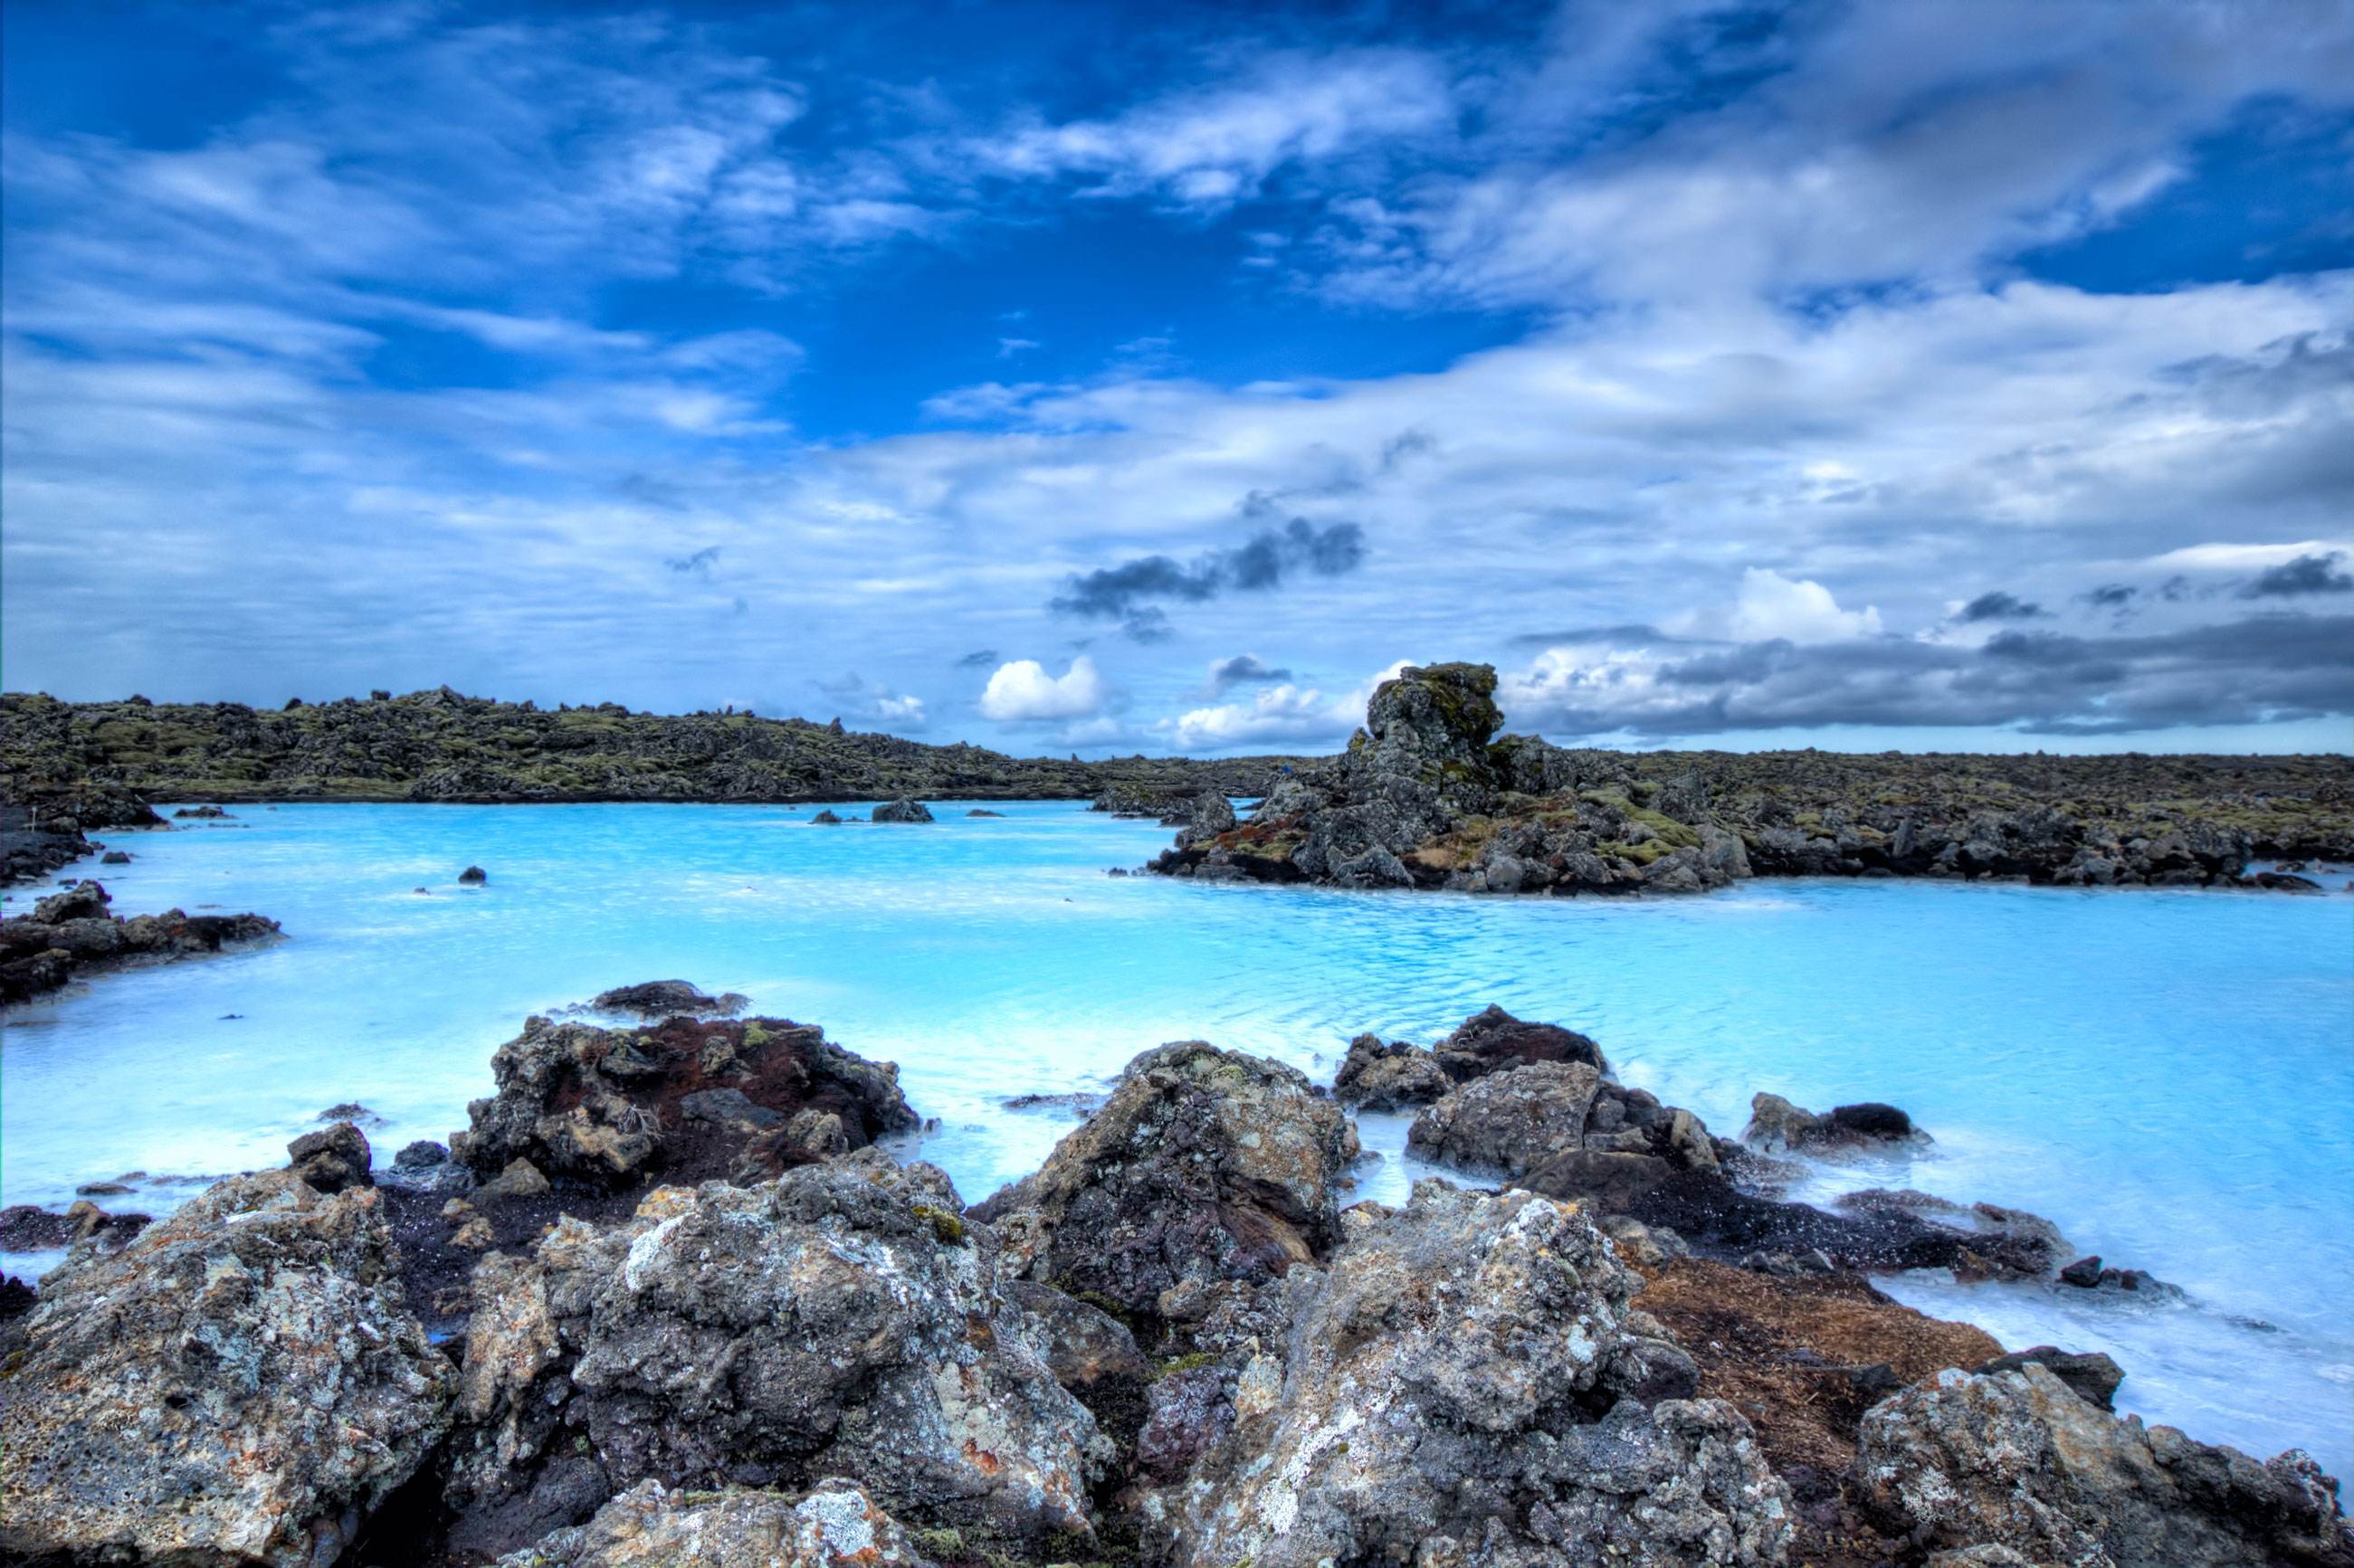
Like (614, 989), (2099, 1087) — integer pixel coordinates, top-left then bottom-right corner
(911, 1202), (967, 1246)
(1152, 1351), (1218, 1380)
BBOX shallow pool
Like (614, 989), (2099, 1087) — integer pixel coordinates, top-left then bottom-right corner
(5, 800), (2349, 1472)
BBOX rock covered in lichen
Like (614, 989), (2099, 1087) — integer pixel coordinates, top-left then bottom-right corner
(970, 1041), (1358, 1319)
(1331, 1031), (1453, 1108)
(442, 1152), (1101, 1559)
(1407, 1060), (1605, 1174)
(1855, 1364), (2353, 1567)
(496, 1476), (940, 1568)
(1140, 1180), (1792, 1568)
(0, 1170), (453, 1565)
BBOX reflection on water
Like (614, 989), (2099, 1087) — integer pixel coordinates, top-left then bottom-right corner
(5, 799), (2349, 1473)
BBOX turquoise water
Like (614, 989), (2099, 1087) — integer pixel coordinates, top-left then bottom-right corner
(5, 800), (2350, 1473)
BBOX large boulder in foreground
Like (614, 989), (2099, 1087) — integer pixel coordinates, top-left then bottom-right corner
(1856, 1364), (2352, 1567)
(971, 1041), (1359, 1320)
(497, 1476), (939, 1568)
(444, 1153), (1099, 1559)
(452, 1013), (917, 1189)
(1143, 1181), (1793, 1568)
(0, 1170), (453, 1565)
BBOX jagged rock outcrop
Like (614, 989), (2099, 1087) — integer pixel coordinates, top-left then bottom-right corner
(0, 878), (281, 1002)
(451, 1013), (918, 1190)
(1407, 1060), (1606, 1174)
(443, 1155), (1101, 1559)
(496, 1476), (941, 1568)
(970, 1041), (1358, 1322)
(289, 1118), (375, 1193)
(1856, 1364), (2354, 1567)
(1331, 1031), (1453, 1108)
(0, 1170), (453, 1565)
(1150, 663), (2349, 892)
(1139, 1180), (1794, 1568)
(870, 797), (934, 822)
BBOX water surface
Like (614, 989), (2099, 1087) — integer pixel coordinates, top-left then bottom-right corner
(5, 801), (2349, 1473)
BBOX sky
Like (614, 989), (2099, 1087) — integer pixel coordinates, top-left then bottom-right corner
(4, 1), (2351, 757)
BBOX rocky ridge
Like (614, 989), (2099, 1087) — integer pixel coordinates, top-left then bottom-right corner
(1152, 661), (2350, 893)
(0, 689), (1296, 813)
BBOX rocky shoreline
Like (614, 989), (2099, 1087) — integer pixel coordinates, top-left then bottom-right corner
(1151, 662), (2353, 895)
(0, 877), (281, 1003)
(2, 996), (2344, 1567)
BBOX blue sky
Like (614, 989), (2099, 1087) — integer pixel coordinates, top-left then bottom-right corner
(4, 1), (2350, 755)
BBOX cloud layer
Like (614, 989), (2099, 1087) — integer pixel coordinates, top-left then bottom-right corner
(3, 2), (2349, 755)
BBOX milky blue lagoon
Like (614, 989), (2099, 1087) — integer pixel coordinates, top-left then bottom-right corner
(5, 801), (2349, 1475)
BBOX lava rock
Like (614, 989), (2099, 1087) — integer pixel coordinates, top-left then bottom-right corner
(1145, 1180), (1792, 1568)
(493, 1476), (941, 1568)
(287, 1119), (375, 1193)
(0, 1171), (453, 1565)
(442, 1155), (1100, 1558)
(870, 798), (935, 823)
(1976, 1345), (2127, 1411)
(972, 1041), (1359, 1322)
(459, 865), (489, 883)
(1330, 1032), (1452, 1109)
(1856, 1363), (2354, 1566)
(589, 979), (749, 1017)
(450, 1013), (917, 1191)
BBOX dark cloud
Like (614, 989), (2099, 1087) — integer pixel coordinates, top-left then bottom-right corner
(955, 649), (999, 668)
(2080, 584), (2137, 608)
(1953, 591), (2047, 622)
(1508, 613), (2354, 737)
(1051, 518), (1367, 640)
(1506, 623), (1678, 647)
(2239, 551), (2354, 598)
(1202, 653), (1292, 696)
(666, 546), (721, 574)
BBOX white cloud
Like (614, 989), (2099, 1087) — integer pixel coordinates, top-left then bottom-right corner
(2149, 540), (2352, 573)
(977, 655), (1110, 721)
(1704, 567), (1885, 644)
(1163, 661), (1406, 751)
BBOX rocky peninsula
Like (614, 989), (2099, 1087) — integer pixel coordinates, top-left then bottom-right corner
(1, 995), (2344, 1567)
(1152, 662), (2351, 894)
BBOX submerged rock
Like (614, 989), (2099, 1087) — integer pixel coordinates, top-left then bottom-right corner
(589, 978), (750, 1017)
(450, 1013), (917, 1190)
(495, 1476), (940, 1568)
(971, 1041), (1358, 1320)
(461, 864), (489, 883)
(0, 1170), (453, 1565)
(1745, 1092), (1930, 1153)
(1856, 1364), (2354, 1566)
(1143, 1180), (1793, 1568)
(443, 1154), (1100, 1558)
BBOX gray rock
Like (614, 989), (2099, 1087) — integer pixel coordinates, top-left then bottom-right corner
(1143, 1180), (1790, 1568)
(1330, 1032), (1452, 1109)
(591, 979), (749, 1017)
(870, 798), (935, 823)
(1407, 1060), (1603, 1176)
(0, 1171), (453, 1565)
(1977, 1345), (2127, 1411)
(1856, 1364), (2353, 1566)
(495, 1476), (940, 1568)
(1744, 1091), (1930, 1153)
(287, 1118), (374, 1193)
(971, 1041), (1359, 1321)
(444, 1155), (1100, 1558)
